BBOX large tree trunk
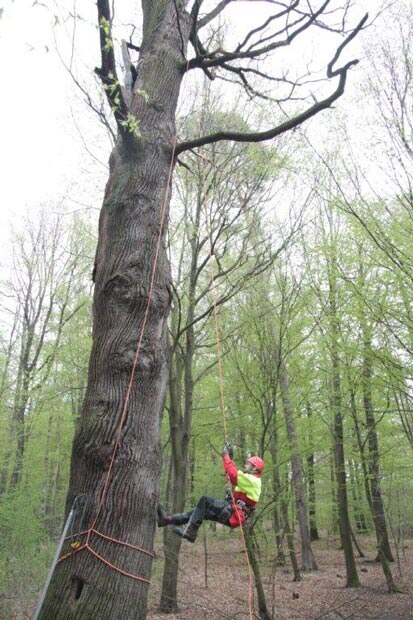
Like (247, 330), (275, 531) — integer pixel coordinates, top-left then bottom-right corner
(38, 5), (189, 619)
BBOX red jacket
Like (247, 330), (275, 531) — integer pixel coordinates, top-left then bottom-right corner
(222, 454), (262, 528)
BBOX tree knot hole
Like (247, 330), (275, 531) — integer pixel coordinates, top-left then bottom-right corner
(71, 575), (85, 601)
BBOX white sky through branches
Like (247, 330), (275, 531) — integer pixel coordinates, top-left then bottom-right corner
(0, 0), (390, 268)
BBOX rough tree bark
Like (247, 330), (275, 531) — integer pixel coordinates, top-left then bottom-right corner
(38, 4), (191, 619)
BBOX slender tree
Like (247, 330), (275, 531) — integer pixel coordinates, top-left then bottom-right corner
(276, 343), (318, 571)
(326, 217), (360, 588)
(0, 212), (85, 492)
(306, 404), (319, 541)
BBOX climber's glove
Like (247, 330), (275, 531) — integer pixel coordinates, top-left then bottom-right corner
(222, 441), (234, 459)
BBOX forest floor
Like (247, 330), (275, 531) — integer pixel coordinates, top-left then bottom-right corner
(14, 529), (413, 619)
(147, 528), (413, 620)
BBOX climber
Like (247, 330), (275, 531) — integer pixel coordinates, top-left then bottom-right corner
(157, 443), (264, 543)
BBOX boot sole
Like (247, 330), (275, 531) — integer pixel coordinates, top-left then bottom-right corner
(173, 528), (196, 543)
(182, 535), (196, 543)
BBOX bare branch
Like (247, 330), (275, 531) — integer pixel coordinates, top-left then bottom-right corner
(52, 25), (116, 144)
(176, 13), (368, 155)
(196, 0), (235, 30)
(235, 1), (300, 52)
(186, 0), (332, 71)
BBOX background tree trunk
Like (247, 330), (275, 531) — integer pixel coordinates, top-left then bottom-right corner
(159, 324), (194, 611)
(328, 252), (360, 588)
(306, 404), (319, 541)
(361, 326), (394, 563)
(361, 325), (399, 592)
(278, 470), (302, 582)
(269, 423), (286, 567)
(276, 345), (317, 571)
(245, 527), (272, 620)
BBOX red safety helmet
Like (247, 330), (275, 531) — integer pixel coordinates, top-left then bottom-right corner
(247, 456), (265, 474)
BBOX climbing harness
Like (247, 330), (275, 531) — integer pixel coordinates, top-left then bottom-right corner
(235, 498), (255, 521)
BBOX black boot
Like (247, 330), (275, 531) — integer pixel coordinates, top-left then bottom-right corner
(173, 522), (199, 543)
(157, 503), (172, 527)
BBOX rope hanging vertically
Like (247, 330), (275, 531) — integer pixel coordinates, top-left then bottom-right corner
(200, 150), (255, 620)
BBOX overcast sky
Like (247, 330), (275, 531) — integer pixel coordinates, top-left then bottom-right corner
(0, 4), (77, 203)
(0, 2), (107, 258)
(0, 0), (388, 266)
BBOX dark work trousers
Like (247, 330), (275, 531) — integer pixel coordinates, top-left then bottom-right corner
(172, 495), (231, 527)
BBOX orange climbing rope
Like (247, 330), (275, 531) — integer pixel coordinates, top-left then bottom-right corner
(200, 155), (256, 620)
(58, 134), (178, 584)
(59, 539), (152, 585)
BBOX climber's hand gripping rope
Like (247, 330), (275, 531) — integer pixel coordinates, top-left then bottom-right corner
(222, 440), (234, 458)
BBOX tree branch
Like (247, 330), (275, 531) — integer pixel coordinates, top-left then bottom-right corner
(186, 0), (331, 71)
(235, 0), (300, 52)
(176, 13), (368, 155)
(196, 0), (235, 30)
